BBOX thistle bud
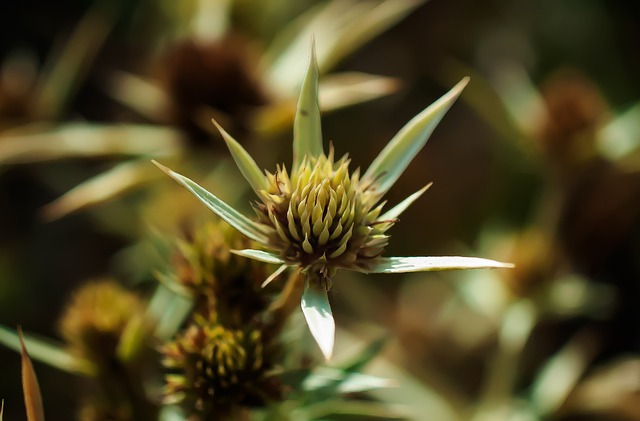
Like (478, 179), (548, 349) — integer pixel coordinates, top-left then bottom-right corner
(172, 221), (275, 326)
(255, 147), (392, 287)
(162, 314), (280, 415)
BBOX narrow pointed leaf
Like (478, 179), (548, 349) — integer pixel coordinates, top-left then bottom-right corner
(293, 41), (323, 170)
(322, 0), (426, 72)
(305, 400), (407, 420)
(0, 399), (4, 421)
(212, 119), (267, 195)
(34, 0), (117, 120)
(146, 284), (195, 341)
(341, 335), (389, 372)
(368, 256), (514, 274)
(303, 367), (396, 394)
(152, 161), (271, 244)
(301, 281), (335, 360)
(379, 183), (432, 221)
(0, 124), (181, 165)
(319, 72), (400, 112)
(153, 271), (194, 298)
(19, 328), (45, 421)
(42, 159), (162, 221)
(364, 78), (469, 195)
(106, 71), (168, 120)
(262, 264), (289, 288)
(230, 249), (285, 265)
(0, 324), (95, 376)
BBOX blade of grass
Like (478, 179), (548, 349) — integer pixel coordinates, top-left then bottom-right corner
(19, 327), (45, 421)
(34, 0), (119, 119)
(0, 324), (95, 376)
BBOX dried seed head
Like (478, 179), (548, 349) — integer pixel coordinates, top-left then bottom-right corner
(160, 34), (268, 144)
(255, 148), (394, 284)
(162, 314), (280, 414)
(535, 69), (605, 169)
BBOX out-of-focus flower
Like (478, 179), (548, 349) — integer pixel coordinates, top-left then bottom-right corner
(58, 280), (145, 366)
(155, 44), (513, 359)
(168, 220), (280, 327)
(58, 280), (158, 420)
(162, 313), (281, 417)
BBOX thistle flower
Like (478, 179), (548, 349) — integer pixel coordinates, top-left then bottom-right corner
(58, 280), (145, 366)
(170, 220), (277, 327)
(162, 313), (280, 416)
(154, 43), (513, 359)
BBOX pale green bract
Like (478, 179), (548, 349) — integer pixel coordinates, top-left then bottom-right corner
(154, 41), (513, 359)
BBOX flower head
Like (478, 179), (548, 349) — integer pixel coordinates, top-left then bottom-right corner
(255, 148), (392, 288)
(170, 220), (283, 327)
(154, 42), (513, 359)
(162, 313), (280, 415)
(58, 279), (145, 367)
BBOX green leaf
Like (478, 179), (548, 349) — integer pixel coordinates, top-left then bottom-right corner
(305, 400), (407, 420)
(263, 0), (423, 95)
(0, 324), (95, 376)
(379, 183), (432, 221)
(262, 264), (289, 288)
(34, 0), (118, 120)
(0, 124), (181, 165)
(303, 367), (395, 394)
(115, 314), (147, 363)
(340, 336), (388, 373)
(19, 328), (45, 421)
(322, 0), (426, 73)
(318, 72), (400, 112)
(364, 78), (469, 195)
(152, 161), (271, 245)
(598, 101), (640, 160)
(367, 256), (513, 274)
(151, 286), (195, 341)
(529, 329), (597, 417)
(158, 404), (187, 421)
(301, 280), (335, 360)
(293, 40), (324, 171)
(230, 249), (285, 265)
(42, 159), (162, 221)
(212, 119), (267, 196)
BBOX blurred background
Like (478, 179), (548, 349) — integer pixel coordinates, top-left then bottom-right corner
(2, 0), (640, 419)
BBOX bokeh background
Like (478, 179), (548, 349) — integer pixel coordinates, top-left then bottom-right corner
(2, 0), (640, 419)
